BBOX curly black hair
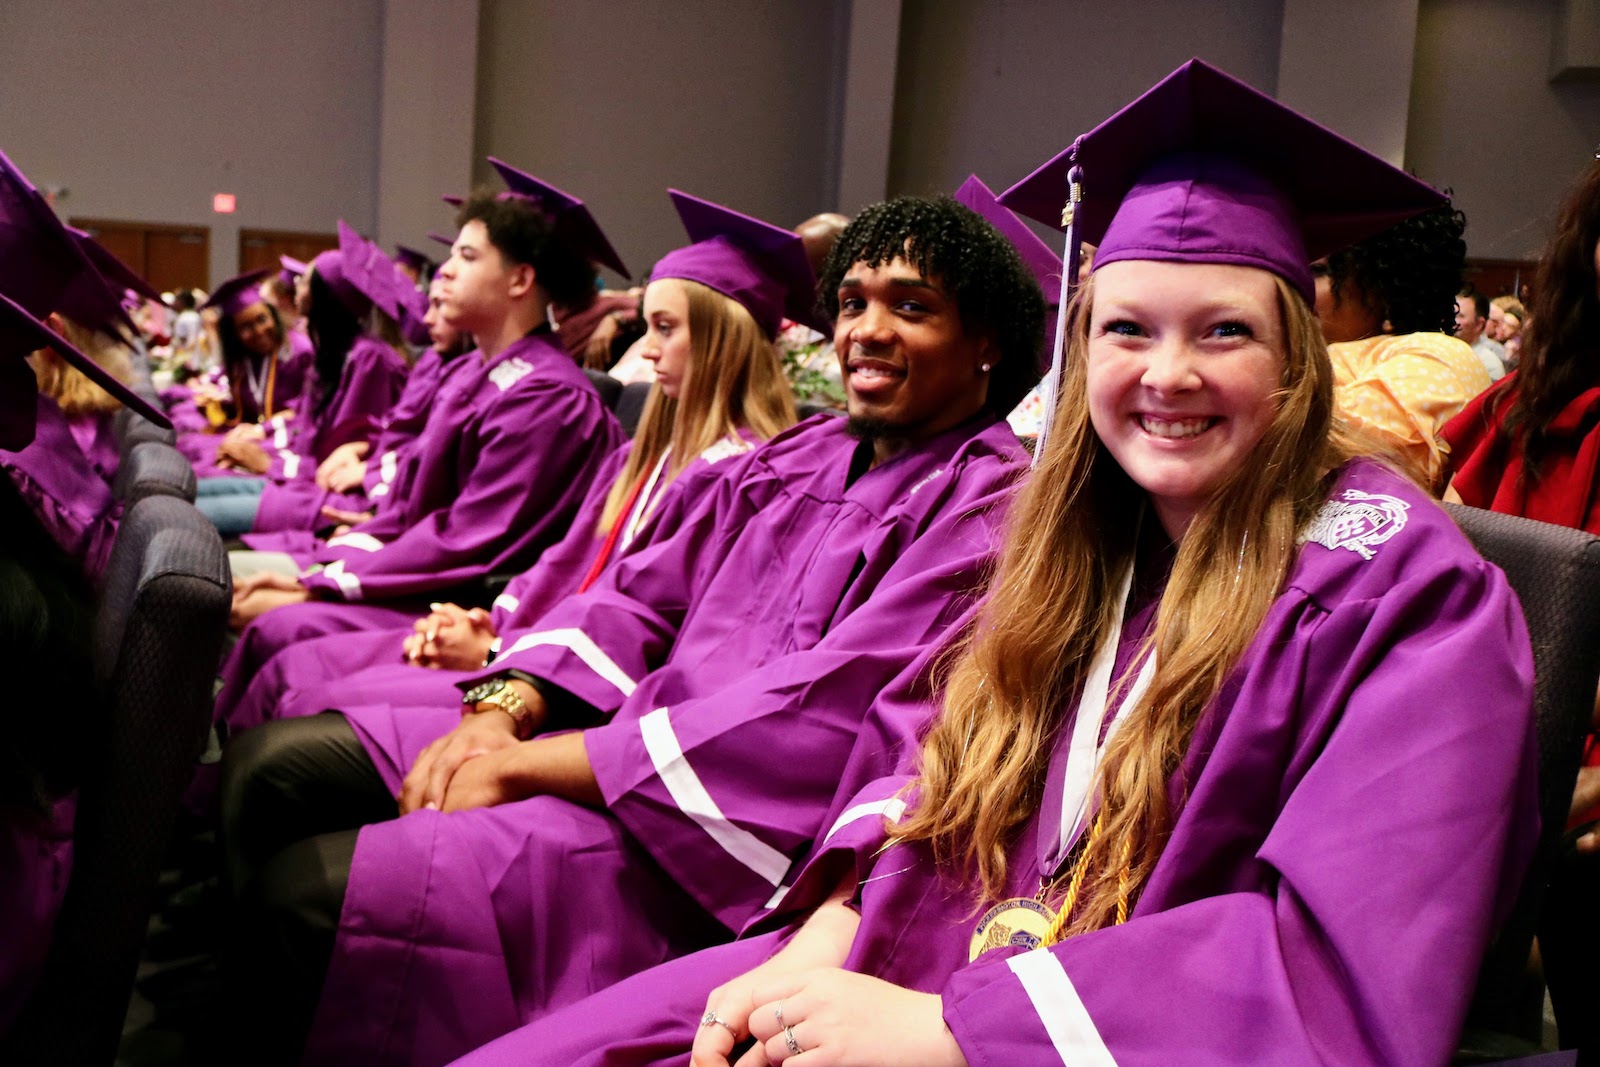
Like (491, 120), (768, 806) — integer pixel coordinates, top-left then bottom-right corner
(457, 190), (598, 309)
(817, 195), (1046, 416)
(1321, 201), (1466, 335)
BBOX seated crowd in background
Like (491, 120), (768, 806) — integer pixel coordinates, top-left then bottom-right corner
(1, 55), (1597, 1067)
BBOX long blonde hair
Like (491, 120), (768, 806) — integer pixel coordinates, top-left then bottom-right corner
(891, 273), (1366, 936)
(598, 279), (797, 532)
(29, 316), (134, 417)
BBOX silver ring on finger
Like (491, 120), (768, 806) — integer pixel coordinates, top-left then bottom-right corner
(774, 1001), (786, 1028)
(699, 1009), (738, 1040)
(783, 1024), (803, 1056)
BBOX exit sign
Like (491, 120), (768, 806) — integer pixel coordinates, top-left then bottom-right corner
(213, 193), (237, 214)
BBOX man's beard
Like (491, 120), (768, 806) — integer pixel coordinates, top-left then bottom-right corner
(843, 414), (898, 442)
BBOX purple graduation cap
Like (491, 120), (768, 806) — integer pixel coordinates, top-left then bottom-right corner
(954, 174), (1061, 369)
(56, 257), (141, 339)
(0, 150), (170, 428)
(955, 174), (1061, 296)
(69, 226), (162, 305)
(426, 232), (454, 248)
(202, 268), (272, 319)
(441, 194), (464, 208)
(394, 245), (434, 274)
(0, 294), (88, 450)
(311, 220), (402, 320)
(345, 222), (409, 318)
(280, 254), (309, 280)
(487, 158), (629, 278)
(653, 189), (826, 338)
(997, 57), (1446, 456)
(999, 58), (1444, 304)
(0, 150), (135, 339)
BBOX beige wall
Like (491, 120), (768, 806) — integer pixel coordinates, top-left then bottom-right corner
(5, 0), (1599, 287)
(471, 0), (846, 284)
(0, 0), (385, 285)
(1408, 0), (1600, 259)
(886, 0), (1287, 204)
(375, 0), (481, 260)
(1277, 0), (1421, 167)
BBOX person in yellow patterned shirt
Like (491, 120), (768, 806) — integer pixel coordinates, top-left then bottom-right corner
(1314, 203), (1490, 489)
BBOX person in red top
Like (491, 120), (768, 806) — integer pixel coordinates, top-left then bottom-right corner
(1441, 153), (1600, 1059)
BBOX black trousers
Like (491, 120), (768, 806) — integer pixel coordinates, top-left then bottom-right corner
(217, 712), (397, 1065)
(1542, 844), (1600, 1064)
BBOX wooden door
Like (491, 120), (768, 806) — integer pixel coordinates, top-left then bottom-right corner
(239, 229), (338, 274)
(70, 218), (210, 294)
(1464, 259), (1538, 302)
(145, 229), (210, 293)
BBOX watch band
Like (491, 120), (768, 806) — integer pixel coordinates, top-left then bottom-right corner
(461, 676), (537, 740)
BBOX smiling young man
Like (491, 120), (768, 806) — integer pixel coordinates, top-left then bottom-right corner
(218, 195), (1045, 1066)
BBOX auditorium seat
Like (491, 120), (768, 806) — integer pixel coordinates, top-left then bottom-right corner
(615, 381), (651, 436)
(1445, 504), (1600, 1062)
(113, 440), (198, 504)
(1, 495), (230, 1066)
(115, 405), (177, 451)
(584, 367), (623, 412)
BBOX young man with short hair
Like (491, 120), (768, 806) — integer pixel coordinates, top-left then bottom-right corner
(214, 169), (625, 736)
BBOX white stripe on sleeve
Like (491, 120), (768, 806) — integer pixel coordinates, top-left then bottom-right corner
(823, 797), (908, 842)
(1006, 950), (1118, 1067)
(639, 707), (791, 886)
(321, 559), (363, 601)
(326, 531), (384, 552)
(500, 628), (637, 696)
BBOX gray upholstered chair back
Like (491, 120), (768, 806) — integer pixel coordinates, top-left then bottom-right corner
(114, 405), (178, 451)
(1, 495), (229, 1065)
(615, 380), (652, 437)
(113, 440), (198, 504)
(584, 367), (624, 412)
(1444, 503), (1600, 1056)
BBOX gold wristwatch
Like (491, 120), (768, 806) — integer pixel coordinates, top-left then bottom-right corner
(461, 677), (537, 740)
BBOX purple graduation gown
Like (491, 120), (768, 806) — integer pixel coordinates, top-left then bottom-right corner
(225, 434), (757, 738)
(303, 414), (1029, 1067)
(245, 346), (465, 547)
(446, 459), (1541, 1067)
(255, 334), (409, 487)
(0, 796), (73, 1035)
(213, 331), (622, 732)
(176, 330), (314, 474)
(2, 396), (119, 582)
(66, 410), (118, 485)
(187, 333), (403, 483)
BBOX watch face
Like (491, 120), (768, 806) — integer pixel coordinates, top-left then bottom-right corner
(462, 680), (501, 705)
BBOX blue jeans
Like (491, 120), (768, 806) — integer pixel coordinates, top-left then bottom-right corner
(196, 477), (267, 537)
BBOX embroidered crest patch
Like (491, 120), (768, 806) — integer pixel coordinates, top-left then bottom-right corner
(909, 467), (945, 495)
(700, 436), (753, 464)
(488, 357), (534, 392)
(1299, 489), (1410, 560)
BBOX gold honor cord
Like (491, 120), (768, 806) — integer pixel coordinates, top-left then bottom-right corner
(262, 348), (279, 420)
(968, 811), (1132, 963)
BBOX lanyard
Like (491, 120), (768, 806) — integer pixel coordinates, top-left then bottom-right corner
(1054, 562), (1159, 862)
(577, 449), (671, 594)
(621, 448), (671, 549)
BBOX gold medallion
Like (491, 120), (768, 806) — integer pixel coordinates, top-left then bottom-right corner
(969, 897), (1056, 962)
